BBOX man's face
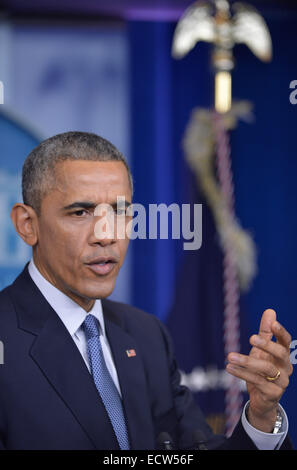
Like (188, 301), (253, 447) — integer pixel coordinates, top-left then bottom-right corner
(34, 159), (132, 308)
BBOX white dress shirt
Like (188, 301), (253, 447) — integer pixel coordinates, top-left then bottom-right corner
(28, 257), (288, 449)
(28, 257), (122, 396)
(241, 401), (288, 450)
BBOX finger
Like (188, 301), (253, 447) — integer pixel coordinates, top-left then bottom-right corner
(226, 364), (284, 400)
(249, 343), (270, 361)
(250, 335), (292, 374)
(272, 321), (292, 348)
(258, 308), (276, 341)
(228, 353), (289, 388)
(249, 309), (276, 362)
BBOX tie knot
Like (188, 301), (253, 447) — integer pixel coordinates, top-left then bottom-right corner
(83, 314), (102, 340)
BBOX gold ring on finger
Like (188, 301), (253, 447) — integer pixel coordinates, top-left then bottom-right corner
(266, 370), (281, 382)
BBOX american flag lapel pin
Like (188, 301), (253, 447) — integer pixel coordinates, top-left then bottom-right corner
(126, 349), (136, 358)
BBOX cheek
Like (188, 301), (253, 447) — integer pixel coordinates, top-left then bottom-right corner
(39, 220), (86, 258)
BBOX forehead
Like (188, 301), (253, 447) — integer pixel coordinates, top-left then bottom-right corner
(52, 159), (131, 203)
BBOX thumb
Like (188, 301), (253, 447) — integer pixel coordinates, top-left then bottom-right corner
(250, 309), (276, 359)
(259, 308), (276, 341)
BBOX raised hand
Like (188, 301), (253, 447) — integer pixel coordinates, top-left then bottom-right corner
(226, 309), (293, 432)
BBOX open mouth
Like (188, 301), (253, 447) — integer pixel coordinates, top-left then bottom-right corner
(86, 258), (117, 276)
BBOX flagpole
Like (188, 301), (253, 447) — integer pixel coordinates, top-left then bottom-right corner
(172, 0), (272, 435)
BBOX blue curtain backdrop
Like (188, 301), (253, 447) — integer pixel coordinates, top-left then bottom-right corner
(128, 10), (297, 445)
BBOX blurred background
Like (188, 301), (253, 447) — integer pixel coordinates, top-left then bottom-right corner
(0, 0), (296, 447)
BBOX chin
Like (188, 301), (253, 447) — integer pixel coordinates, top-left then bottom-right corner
(84, 283), (115, 300)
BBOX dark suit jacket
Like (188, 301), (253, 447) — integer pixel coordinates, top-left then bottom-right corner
(0, 264), (292, 450)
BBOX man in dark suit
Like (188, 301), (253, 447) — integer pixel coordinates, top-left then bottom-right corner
(0, 131), (293, 450)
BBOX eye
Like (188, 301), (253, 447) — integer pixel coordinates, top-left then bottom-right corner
(72, 209), (88, 217)
(115, 205), (131, 216)
(115, 208), (126, 216)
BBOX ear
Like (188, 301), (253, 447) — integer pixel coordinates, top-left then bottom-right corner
(10, 203), (39, 247)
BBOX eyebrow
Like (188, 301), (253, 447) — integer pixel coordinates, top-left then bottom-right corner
(62, 200), (132, 211)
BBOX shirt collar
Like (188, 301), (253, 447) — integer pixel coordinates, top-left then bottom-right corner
(27, 258), (106, 338)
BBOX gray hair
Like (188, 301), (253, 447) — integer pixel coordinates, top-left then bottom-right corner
(22, 131), (133, 215)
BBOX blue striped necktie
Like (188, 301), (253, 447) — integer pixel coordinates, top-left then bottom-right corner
(83, 314), (130, 450)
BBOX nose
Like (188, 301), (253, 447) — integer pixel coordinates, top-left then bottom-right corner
(88, 208), (116, 247)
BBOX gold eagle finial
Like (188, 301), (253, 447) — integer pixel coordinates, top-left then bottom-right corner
(172, 0), (272, 112)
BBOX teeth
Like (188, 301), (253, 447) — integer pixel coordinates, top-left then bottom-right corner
(98, 262), (106, 265)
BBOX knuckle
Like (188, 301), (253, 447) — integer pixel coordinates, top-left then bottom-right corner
(240, 355), (248, 366)
(266, 363), (276, 377)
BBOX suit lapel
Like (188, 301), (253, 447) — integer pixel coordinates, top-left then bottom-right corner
(103, 302), (155, 450)
(29, 313), (120, 450)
